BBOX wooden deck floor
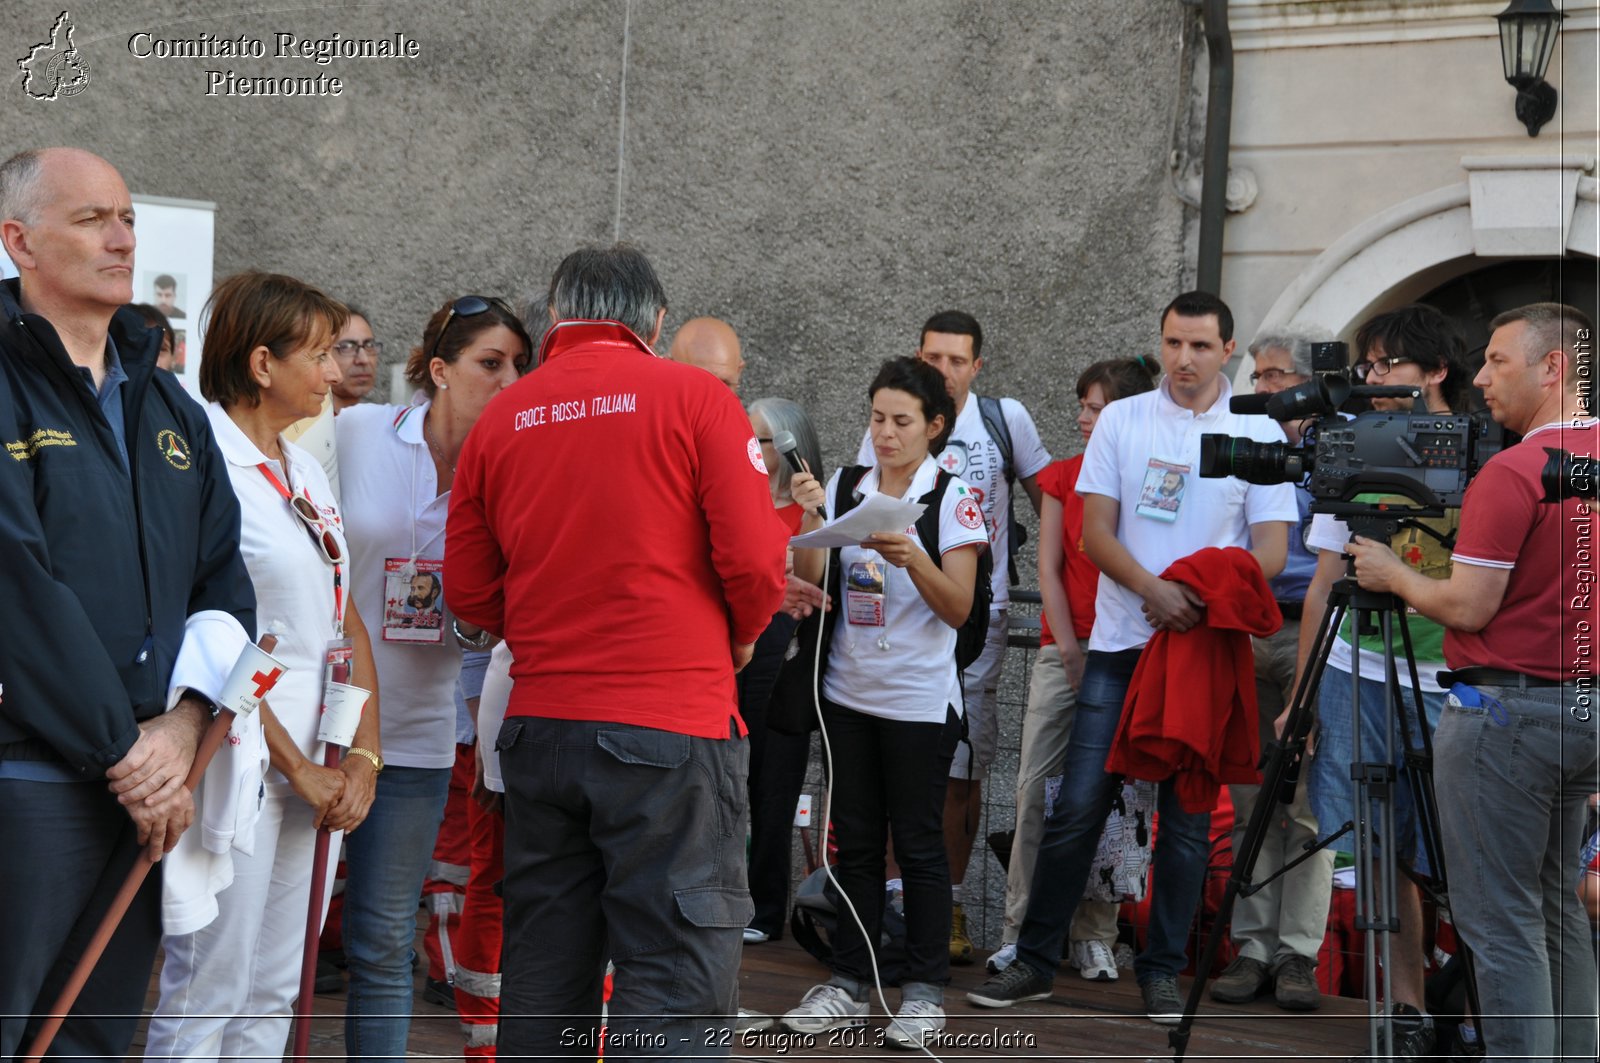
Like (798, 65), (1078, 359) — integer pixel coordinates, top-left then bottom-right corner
(129, 927), (1374, 1061)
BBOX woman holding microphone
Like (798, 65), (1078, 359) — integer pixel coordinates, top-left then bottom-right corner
(781, 357), (986, 1049)
(146, 271), (381, 1061)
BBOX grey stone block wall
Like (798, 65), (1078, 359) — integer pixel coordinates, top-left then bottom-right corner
(5, 0), (1188, 458)
(7, 0), (1190, 941)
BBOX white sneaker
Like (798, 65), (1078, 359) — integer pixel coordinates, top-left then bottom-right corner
(736, 1008), (774, 1033)
(885, 998), (945, 1050)
(742, 926), (770, 944)
(782, 984), (868, 1034)
(985, 941), (1018, 974)
(1070, 939), (1118, 982)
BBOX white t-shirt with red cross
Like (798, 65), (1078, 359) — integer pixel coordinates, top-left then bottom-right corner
(821, 455), (990, 724)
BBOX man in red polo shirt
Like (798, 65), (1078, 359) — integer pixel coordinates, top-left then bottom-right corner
(447, 245), (787, 1059)
(1350, 302), (1598, 1062)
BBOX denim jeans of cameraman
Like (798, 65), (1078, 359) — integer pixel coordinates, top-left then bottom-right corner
(1014, 648), (1213, 987)
(1434, 681), (1598, 1062)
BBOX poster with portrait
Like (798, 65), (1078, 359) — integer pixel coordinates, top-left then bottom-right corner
(0, 193), (214, 399)
(129, 194), (215, 397)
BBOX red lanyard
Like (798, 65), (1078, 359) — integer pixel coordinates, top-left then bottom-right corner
(257, 461), (345, 627)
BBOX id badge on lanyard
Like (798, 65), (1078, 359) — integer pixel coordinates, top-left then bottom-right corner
(1135, 457), (1190, 523)
(845, 558), (895, 651)
(383, 557), (446, 644)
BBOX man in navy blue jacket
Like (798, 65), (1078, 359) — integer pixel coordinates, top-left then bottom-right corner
(0, 148), (255, 1060)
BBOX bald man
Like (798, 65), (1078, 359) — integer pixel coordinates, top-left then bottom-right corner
(669, 315), (745, 390)
(0, 148), (255, 1058)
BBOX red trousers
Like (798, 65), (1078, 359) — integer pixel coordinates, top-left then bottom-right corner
(423, 746), (474, 983)
(455, 784), (505, 1055)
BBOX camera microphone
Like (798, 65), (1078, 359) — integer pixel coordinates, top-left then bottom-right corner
(1229, 394), (1275, 416)
(773, 431), (827, 518)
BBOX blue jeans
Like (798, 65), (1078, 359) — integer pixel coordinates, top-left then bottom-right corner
(1434, 682), (1598, 1061)
(1015, 648), (1214, 985)
(342, 765), (451, 1061)
(1306, 664), (1445, 872)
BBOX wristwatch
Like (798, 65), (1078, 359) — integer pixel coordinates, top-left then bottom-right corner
(453, 619), (492, 650)
(346, 746), (384, 774)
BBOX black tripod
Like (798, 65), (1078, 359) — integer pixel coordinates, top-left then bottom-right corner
(1170, 512), (1479, 1061)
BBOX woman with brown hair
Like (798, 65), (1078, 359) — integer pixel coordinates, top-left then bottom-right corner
(334, 296), (531, 1060)
(145, 271), (382, 1061)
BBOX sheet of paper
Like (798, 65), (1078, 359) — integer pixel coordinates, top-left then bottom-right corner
(789, 492), (927, 548)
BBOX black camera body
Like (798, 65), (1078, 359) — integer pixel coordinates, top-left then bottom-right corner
(1200, 343), (1500, 514)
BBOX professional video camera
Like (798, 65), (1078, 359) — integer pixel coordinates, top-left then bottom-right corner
(1199, 341), (1500, 515)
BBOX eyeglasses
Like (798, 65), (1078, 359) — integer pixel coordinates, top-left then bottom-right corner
(427, 295), (511, 369)
(1353, 356), (1415, 381)
(1249, 368), (1302, 386)
(756, 436), (773, 444)
(333, 339), (384, 357)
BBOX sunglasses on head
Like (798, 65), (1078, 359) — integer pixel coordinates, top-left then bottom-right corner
(427, 295), (514, 368)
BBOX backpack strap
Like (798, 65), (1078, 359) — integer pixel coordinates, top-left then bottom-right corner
(977, 395), (1014, 484)
(913, 470), (955, 567)
(834, 464), (871, 519)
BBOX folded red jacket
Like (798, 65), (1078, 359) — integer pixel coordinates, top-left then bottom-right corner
(1105, 546), (1282, 814)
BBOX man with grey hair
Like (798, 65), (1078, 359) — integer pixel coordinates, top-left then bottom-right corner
(1209, 326), (1333, 1011)
(447, 244), (788, 1059)
(0, 147), (254, 1058)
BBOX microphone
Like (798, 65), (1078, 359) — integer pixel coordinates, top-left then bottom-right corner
(1228, 393), (1274, 416)
(773, 431), (826, 519)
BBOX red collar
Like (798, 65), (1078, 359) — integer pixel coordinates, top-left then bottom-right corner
(537, 319), (656, 367)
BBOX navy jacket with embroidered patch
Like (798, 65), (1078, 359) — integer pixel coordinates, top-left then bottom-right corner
(0, 279), (255, 774)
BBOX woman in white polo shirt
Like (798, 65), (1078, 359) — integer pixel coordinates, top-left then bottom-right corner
(782, 357), (986, 1049)
(146, 271), (382, 1061)
(335, 296), (530, 1060)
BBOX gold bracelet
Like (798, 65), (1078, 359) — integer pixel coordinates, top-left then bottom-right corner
(346, 746), (384, 773)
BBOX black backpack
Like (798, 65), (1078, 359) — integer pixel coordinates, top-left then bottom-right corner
(976, 395), (1027, 587)
(767, 466), (992, 737)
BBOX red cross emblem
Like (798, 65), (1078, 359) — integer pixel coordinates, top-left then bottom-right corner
(938, 451), (962, 472)
(251, 667), (283, 699)
(1403, 544), (1423, 567)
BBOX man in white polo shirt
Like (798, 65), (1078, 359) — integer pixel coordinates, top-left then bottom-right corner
(967, 290), (1294, 1023)
(856, 309), (1050, 964)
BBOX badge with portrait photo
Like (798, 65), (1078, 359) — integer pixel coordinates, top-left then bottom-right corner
(844, 560), (888, 626)
(382, 557), (445, 643)
(1135, 457), (1189, 523)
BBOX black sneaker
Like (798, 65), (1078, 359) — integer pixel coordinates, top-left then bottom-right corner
(966, 962), (1053, 1008)
(422, 977), (456, 1009)
(1140, 975), (1185, 1026)
(1346, 1003), (1436, 1061)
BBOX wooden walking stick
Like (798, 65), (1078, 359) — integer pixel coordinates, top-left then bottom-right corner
(290, 655), (369, 1063)
(21, 634), (284, 1062)
(289, 743), (343, 1063)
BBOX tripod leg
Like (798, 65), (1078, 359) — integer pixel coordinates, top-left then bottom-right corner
(1168, 604), (1346, 1060)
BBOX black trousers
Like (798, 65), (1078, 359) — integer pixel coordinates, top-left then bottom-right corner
(0, 777), (163, 1061)
(819, 697), (959, 991)
(740, 611), (809, 937)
